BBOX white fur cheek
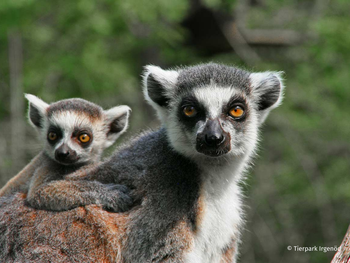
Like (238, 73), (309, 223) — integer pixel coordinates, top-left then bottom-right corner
(164, 108), (199, 158)
(43, 144), (56, 161)
(226, 107), (260, 157)
(155, 107), (169, 124)
(89, 125), (111, 160)
(243, 111), (259, 151)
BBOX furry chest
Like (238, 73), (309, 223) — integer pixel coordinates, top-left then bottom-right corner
(185, 182), (243, 263)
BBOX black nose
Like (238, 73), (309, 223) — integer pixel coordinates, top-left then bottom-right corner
(56, 150), (69, 159)
(202, 119), (225, 147)
(55, 144), (77, 163)
(205, 133), (225, 146)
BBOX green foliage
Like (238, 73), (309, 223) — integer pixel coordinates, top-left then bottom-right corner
(0, 0), (190, 110)
(0, 0), (349, 263)
(239, 1), (350, 262)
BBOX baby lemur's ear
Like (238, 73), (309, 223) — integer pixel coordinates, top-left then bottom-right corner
(24, 94), (49, 130)
(142, 65), (179, 108)
(103, 105), (131, 148)
(249, 71), (285, 123)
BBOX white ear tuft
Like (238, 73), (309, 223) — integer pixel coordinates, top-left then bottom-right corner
(103, 105), (131, 148)
(250, 71), (285, 123)
(143, 65), (179, 87)
(142, 65), (179, 108)
(25, 94), (49, 111)
(24, 94), (49, 129)
(250, 71), (284, 109)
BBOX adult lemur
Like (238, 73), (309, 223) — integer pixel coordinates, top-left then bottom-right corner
(0, 94), (132, 212)
(20, 63), (284, 262)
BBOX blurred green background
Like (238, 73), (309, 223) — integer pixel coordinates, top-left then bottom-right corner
(0, 0), (349, 262)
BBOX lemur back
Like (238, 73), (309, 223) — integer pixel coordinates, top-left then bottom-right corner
(0, 94), (132, 212)
(0, 63), (284, 262)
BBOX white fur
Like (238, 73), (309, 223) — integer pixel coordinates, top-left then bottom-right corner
(249, 71), (285, 123)
(164, 86), (259, 263)
(194, 85), (238, 118)
(184, 159), (248, 263)
(43, 108), (129, 164)
(142, 65), (179, 122)
(143, 65), (179, 89)
(25, 95), (130, 166)
(45, 111), (104, 163)
(165, 86), (259, 160)
(25, 94), (49, 129)
(103, 105), (131, 148)
(143, 65), (284, 262)
(249, 71), (285, 107)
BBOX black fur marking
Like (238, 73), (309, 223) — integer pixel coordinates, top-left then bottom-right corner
(177, 63), (251, 95)
(223, 95), (249, 122)
(177, 96), (206, 131)
(73, 128), (93, 148)
(29, 103), (44, 128)
(147, 74), (169, 107)
(47, 125), (63, 146)
(258, 88), (280, 110)
(196, 120), (231, 157)
(108, 112), (128, 135)
(254, 75), (281, 111)
(47, 99), (103, 119)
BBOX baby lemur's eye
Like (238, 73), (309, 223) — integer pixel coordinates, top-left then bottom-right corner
(229, 106), (245, 119)
(79, 134), (91, 143)
(183, 106), (197, 117)
(48, 132), (57, 141)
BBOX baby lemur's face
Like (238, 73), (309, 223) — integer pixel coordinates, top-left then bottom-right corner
(25, 95), (130, 166)
(143, 63), (284, 160)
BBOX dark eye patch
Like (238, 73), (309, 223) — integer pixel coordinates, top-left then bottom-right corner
(223, 95), (249, 122)
(72, 127), (93, 148)
(178, 96), (206, 130)
(47, 125), (63, 146)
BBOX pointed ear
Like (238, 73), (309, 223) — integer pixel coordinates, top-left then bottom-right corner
(142, 65), (179, 108)
(24, 94), (49, 130)
(250, 71), (284, 123)
(103, 105), (131, 148)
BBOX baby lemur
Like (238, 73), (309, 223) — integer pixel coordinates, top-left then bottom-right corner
(0, 94), (132, 212)
(19, 63), (284, 262)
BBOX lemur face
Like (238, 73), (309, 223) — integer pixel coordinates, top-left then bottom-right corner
(25, 94), (130, 166)
(143, 63), (284, 159)
(176, 86), (253, 158)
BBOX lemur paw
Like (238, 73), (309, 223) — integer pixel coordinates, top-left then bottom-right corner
(101, 184), (133, 213)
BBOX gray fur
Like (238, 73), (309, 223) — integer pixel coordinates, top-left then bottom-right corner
(25, 153), (132, 212)
(47, 98), (103, 118)
(0, 95), (132, 213)
(0, 63), (284, 262)
(177, 63), (252, 95)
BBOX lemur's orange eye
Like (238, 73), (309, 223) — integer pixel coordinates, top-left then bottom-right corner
(48, 132), (57, 141)
(79, 134), (90, 143)
(229, 106), (245, 119)
(183, 106), (197, 117)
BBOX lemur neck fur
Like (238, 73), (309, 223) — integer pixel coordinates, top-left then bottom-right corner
(167, 128), (252, 197)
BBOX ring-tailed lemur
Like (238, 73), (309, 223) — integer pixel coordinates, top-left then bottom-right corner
(25, 63), (284, 262)
(0, 94), (133, 212)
